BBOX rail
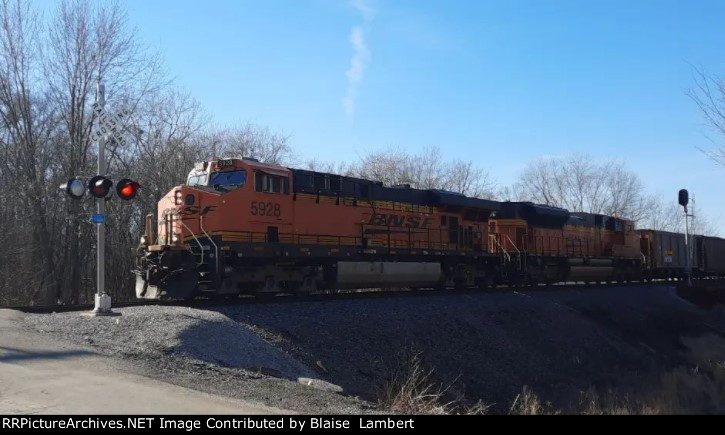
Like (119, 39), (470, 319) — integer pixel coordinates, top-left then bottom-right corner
(6, 277), (725, 313)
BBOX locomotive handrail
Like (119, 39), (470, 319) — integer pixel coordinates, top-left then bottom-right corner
(504, 234), (523, 270)
(200, 215), (220, 283)
(488, 234), (511, 262)
(162, 209), (205, 266)
(504, 234), (520, 255)
(176, 217), (205, 266)
(159, 209), (173, 245)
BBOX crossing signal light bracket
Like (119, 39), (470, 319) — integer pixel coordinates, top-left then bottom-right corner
(88, 175), (113, 198)
(116, 178), (141, 200)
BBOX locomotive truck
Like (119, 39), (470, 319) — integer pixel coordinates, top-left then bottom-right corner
(134, 158), (724, 300)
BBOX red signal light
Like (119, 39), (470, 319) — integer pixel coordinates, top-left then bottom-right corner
(116, 179), (140, 200)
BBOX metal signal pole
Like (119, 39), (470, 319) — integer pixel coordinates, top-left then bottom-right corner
(684, 205), (692, 287)
(88, 82), (118, 316)
(678, 189), (692, 287)
(97, 82), (106, 300)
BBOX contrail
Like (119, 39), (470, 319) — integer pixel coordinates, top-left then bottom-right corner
(344, 0), (375, 117)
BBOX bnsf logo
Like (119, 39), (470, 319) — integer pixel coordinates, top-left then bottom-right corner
(180, 205), (217, 216)
(368, 213), (432, 228)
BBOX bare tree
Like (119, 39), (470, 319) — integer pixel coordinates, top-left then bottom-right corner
(0, 0), (176, 305)
(0, 0), (59, 304)
(411, 146), (447, 190)
(516, 158), (564, 207)
(515, 154), (655, 223)
(348, 146), (496, 198)
(304, 158), (352, 175)
(350, 148), (414, 187)
(641, 195), (717, 236)
(602, 164), (647, 221)
(688, 67), (725, 166)
(637, 195), (680, 232)
(687, 197), (717, 236)
(214, 123), (294, 165)
(128, 88), (207, 199)
(42, 0), (164, 303)
(516, 154), (720, 233)
(444, 159), (496, 198)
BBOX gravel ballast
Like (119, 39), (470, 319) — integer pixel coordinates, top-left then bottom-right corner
(24, 285), (725, 413)
(25, 305), (373, 414)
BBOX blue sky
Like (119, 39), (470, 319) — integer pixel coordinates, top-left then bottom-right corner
(81, 1), (725, 231)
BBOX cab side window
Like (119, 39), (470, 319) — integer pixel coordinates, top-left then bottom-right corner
(255, 172), (289, 194)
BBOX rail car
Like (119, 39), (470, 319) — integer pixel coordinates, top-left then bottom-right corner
(134, 158), (721, 300)
(638, 230), (725, 279)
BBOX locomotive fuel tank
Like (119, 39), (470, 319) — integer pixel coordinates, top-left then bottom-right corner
(335, 261), (442, 288)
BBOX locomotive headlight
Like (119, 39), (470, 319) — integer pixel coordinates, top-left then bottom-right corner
(171, 233), (181, 244)
(175, 190), (182, 205)
(140, 235), (148, 245)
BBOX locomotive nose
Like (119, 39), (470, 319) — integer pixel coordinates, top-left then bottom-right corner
(155, 188), (187, 246)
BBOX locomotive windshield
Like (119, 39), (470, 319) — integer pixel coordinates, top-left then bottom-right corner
(210, 170), (247, 190)
(187, 172), (208, 187)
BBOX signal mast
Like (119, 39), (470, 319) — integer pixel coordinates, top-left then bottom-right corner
(59, 83), (141, 315)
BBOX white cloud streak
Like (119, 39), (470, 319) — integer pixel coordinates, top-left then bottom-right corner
(351, 0), (376, 21)
(344, 1), (375, 118)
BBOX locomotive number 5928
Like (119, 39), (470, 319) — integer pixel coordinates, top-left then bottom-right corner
(251, 201), (281, 217)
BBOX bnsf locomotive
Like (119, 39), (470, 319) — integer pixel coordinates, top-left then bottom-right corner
(134, 158), (725, 300)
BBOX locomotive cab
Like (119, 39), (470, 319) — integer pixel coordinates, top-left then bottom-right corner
(137, 157), (294, 299)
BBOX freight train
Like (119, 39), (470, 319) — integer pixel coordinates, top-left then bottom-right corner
(134, 158), (725, 300)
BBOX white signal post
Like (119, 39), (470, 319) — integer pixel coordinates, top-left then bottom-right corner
(684, 205), (691, 287)
(679, 189), (694, 288)
(86, 82), (120, 316)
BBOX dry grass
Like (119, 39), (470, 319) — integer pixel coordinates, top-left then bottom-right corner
(376, 350), (452, 414)
(508, 386), (560, 415)
(577, 389), (660, 415)
(378, 335), (725, 415)
(376, 349), (490, 415)
(652, 334), (725, 414)
(513, 334), (725, 415)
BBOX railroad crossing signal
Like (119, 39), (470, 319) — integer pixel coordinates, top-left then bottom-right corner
(59, 176), (141, 200)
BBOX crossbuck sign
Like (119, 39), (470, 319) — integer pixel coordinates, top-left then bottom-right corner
(90, 103), (131, 146)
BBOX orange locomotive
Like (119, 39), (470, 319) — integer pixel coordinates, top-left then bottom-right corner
(135, 158), (642, 299)
(491, 203), (642, 284)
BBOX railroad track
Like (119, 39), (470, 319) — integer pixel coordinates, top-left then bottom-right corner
(7, 278), (722, 314)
